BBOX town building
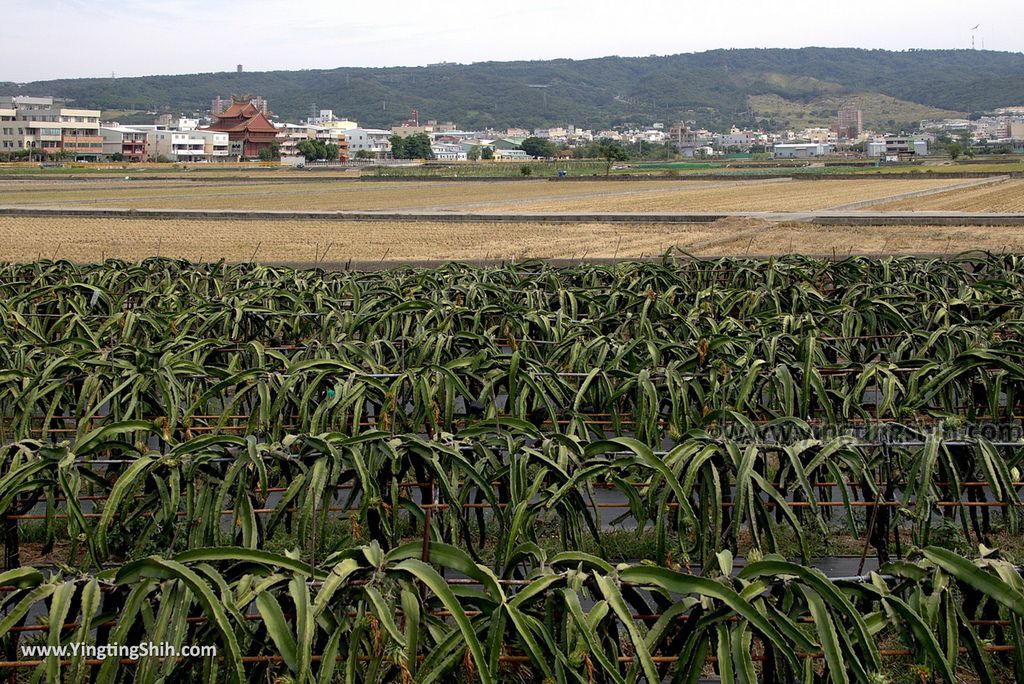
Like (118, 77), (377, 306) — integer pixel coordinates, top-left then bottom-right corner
(773, 143), (833, 159)
(391, 123), (435, 138)
(493, 149), (530, 160)
(0, 95), (102, 159)
(143, 129), (230, 162)
(319, 119), (359, 132)
(274, 123), (349, 161)
(99, 125), (148, 161)
(867, 138), (928, 158)
(212, 95), (268, 117)
(274, 123), (317, 159)
(343, 128), (392, 158)
(430, 143), (467, 161)
(205, 97), (278, 158)
(154, 114), (200, 131)
(489, 137), (525, 150)
(795, 127), (836, 145)
(307, 109), (340, 125)
(837, 107), (863, 140)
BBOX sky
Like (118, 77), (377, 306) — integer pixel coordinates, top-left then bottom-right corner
(3, 0), (1020, 82)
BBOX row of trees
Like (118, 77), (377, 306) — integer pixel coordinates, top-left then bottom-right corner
(389, 133), (434, 160)
(0, 148), (76, 163)
(296, 139), (340, 162)
(291, 132), (632, 166)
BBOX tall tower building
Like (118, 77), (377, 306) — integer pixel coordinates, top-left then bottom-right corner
(837, 107), (863, 140)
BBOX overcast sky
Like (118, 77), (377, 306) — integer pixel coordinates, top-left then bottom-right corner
(3, 0), (1020, 82)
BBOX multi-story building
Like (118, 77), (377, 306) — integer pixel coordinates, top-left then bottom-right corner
(533, 127), (567, 140)
(100, 125), (148, 161)
(0, 106), (15, 153)
(391, 123), (434, 139)
(837, 107), (864, 140)
(212, 95), (268, 117)
(274, 123), (349, 161)
(798, 127), (836, 145)
(343, 128), (392, 158)
(141, 128), (229, 162)
(275, 123), (316, 158)
(307, 109), (336, 125)
(313, 126), (350, 159)
(0, 96), (102, 159)
(155, 114), (200, 131)
(867, 137), (927, 158)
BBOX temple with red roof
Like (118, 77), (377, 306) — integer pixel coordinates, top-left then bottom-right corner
(206, 96), (278, 159)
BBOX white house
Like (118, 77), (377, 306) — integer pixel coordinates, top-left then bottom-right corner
(431, 143), (467, 161)
(494, 148), (531, 160)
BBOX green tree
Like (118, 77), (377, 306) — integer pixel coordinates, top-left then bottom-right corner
(481, 146), (494, 160)
(295, 139), (339, 161)
(400, 133), (434, 160)
(258, 141), (281, 162)
(519, 136), (557, 158)
(297, 139), (325, 161)
(388, 135), (406, 159)
(467, 145), (481, 161)
(595, 138), (629, 175)
(355, 149), (375, 160)
(947, 142), (962, 161)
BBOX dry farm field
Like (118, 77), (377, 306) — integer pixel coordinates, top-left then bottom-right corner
(1, 216), (1022, 263)
(874, 178), (1024, 212)
(0, 176), (969, 212)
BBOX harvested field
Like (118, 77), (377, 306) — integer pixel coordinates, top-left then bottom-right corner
(483, 178), (965, 212)
(0, 177), (966, 212)
(874, 178), (1024, 212)
(1, 216), (1020, 263)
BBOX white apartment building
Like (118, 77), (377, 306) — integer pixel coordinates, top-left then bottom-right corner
(313, 126), (348, 146)
(0, 95), (102, 159)
(275, 123), (316, 158)
(343, 128), (392, 157)
(100, 125), (148, 161)
(146, 129), (229, 162)
(867, 138), (928, 157)
(307, 109), (336, 125)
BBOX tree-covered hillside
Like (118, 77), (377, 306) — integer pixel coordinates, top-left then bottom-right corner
(2, 48), (1021, 130)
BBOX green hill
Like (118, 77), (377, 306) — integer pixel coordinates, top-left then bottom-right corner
(2, 48), (1021, 131)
